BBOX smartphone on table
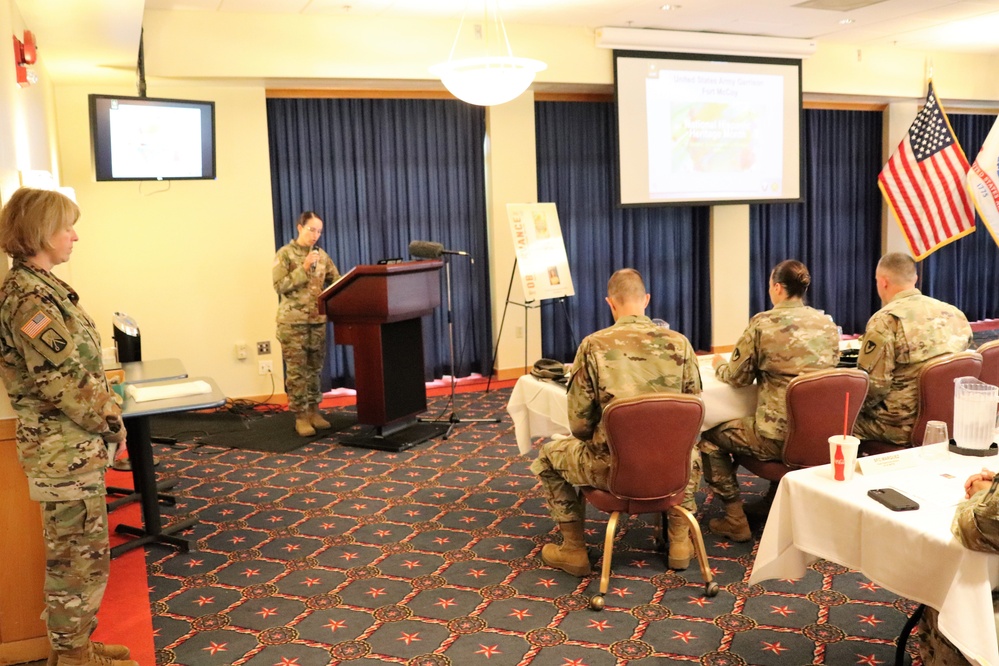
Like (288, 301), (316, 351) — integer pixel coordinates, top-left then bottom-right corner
(867, 487), (919, 511)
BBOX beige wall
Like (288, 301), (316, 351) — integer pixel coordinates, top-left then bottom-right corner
(52, 83), (281, 398)
(17, 9), (998, 403)
(0, 0), (62, 418)
(485, 94), (542, 377)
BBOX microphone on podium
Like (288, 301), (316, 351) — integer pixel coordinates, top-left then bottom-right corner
(408, 240), (470, 258)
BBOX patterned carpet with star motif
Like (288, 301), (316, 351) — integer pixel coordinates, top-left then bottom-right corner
(106, 387), (925, 666)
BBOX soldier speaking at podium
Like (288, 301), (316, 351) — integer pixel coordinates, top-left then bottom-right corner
(273, 211), (341, 436)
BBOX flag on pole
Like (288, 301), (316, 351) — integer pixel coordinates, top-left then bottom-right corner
(967, 114), (999, 248)
(878, 82), (975, 260)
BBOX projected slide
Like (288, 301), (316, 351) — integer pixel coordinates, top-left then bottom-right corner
(108, 103), (204, 179)
(615, 53), (801, 206)
(647, 70), (783, 197)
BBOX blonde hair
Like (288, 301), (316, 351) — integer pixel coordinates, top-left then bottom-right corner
(0, 188), (80, 259)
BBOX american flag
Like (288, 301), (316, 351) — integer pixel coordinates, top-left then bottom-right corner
(20, 310), (51, 338)
(878, 82), (975, 260)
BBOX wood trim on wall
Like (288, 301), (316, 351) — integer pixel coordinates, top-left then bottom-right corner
(266, 90), (616, 103)
(266, 89), (455, 100)
(803, 100), (886, 111)
(534, 92), (613, 103)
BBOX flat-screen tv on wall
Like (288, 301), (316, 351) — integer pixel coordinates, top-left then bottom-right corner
(614, 50), (803, 206)
(88, 94), (216, 182)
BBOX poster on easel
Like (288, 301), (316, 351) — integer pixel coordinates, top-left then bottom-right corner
(506, 203), (575, 302)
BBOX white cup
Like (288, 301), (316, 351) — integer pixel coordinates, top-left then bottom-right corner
(828, 435), (860, 481)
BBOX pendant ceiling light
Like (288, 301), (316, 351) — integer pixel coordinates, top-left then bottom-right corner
(430, 0), (547, 107)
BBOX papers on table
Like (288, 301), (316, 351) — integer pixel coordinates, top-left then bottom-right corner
(126, 380), (213, 403)
(865, 447), (988, 508)
(888, 468), (969, 508)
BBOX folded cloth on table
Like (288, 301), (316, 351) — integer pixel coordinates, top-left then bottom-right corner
(126, 380), (212, 403)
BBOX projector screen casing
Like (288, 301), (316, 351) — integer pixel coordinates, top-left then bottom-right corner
(614, 50), (803, 207)
(89, 94), (217, 182)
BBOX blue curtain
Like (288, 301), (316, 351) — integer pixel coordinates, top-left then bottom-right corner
(266, 98), (491, 387)
(749, 109), (883, 334)
(534, 101), (712, 360)
(919, 113), (999, 320)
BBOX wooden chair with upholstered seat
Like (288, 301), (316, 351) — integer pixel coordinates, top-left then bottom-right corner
(734, 368), (869, 487)
(579, 392), (717, 611)
(859, 350), (983, 455)
(977, 339), (999, 389)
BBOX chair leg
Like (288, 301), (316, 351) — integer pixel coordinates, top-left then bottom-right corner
(895, 603), (924, 666)
(672, 506), (719, 597)
(590, 511), (620, 611)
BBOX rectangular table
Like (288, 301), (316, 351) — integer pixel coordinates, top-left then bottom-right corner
(121, 357), (187, 384)
(112, 376), (226, 559)
(749, 448), (999, 666)
(107, 358), (190, 504)
(507, 357), (759, 455)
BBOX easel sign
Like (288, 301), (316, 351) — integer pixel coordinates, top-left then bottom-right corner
(506, 203), (574, 302)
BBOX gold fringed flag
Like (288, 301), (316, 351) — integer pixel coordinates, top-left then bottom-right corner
(878, 82), (975, 260)
(967, 114), (999, 247)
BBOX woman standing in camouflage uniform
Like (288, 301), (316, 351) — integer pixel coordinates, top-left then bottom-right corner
(0, 189), (135, 666)
(273, 211), (341, 437)
(700, 260), (840, 542)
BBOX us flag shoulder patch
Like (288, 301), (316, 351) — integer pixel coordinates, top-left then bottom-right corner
(20, 310), (51, 339)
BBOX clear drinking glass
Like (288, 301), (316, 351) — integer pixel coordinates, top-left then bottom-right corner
(921, 420), (949, 461)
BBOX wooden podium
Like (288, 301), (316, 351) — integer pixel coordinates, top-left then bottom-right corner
(319, 260), (443, 444)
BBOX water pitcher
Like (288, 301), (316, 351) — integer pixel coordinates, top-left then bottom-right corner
(953, 377), (998, 450)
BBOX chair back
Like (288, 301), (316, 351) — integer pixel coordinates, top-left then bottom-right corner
(912, 350), (983, 446)
(603, 393), (704, 502)
(977, 340), (999, 389)
(783, 368), (870, 468)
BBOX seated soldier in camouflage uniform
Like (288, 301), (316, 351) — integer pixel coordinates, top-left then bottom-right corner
(273, 212), (341, 437)
(531, 268), (702, 575)
(701, 260), (840, 542)
(917, 468), (999, 665)
(854, 252), (972, 446)
(0, 189), (136, 666)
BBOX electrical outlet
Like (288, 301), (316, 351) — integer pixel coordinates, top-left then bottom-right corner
(257, 340), (271, 355)
(235, 342), (248, 360)
(258, 360), (273, 375)
(515, 326), (524, 339)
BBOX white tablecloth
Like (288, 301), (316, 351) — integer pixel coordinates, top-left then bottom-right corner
(750, 448), (999, 666)
(506, 357), (759, 456)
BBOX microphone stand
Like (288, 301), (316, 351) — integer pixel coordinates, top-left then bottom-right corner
(420, 251), (500, 439)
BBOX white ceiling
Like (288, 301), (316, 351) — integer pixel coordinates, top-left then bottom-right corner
(142, 0), (999, 52)
(13, 0), (999, 83)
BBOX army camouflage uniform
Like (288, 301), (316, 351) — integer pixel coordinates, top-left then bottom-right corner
(0, 260), (121, 652)
(917, 479), (999, 665)
(530, 315), (703, 522)
(853, 289), (972, 446)
(701, 301), (839, 502)
(273, 241), (340, 413)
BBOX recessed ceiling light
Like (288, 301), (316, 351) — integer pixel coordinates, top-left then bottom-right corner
(839, 18), (855, 24)
(661, 4), (682, 10)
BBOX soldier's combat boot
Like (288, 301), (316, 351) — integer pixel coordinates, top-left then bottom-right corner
(709, 500), (753, 542)
(667, 511), (693, 570)
(309, 406), (332, 430)
(54, 644), (138, 666)
(541, 520), (591, 576)
(48, 642), (131, 666)
(295, 413), (316, 437)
